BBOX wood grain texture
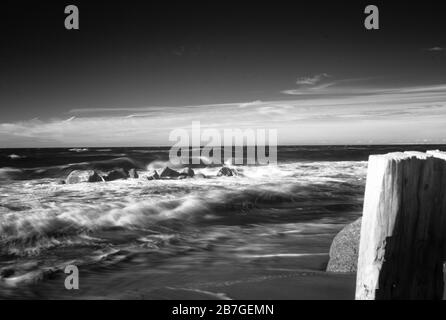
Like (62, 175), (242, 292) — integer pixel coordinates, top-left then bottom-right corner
(356, 151), (446, 300)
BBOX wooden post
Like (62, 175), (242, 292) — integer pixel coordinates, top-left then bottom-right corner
(356, 151), (446, 300)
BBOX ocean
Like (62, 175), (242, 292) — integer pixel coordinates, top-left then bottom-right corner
(0, 145), (444, 299)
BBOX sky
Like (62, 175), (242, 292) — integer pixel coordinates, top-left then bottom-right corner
(0, 1), (446, 147)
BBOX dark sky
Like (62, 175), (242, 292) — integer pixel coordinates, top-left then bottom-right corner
(1, 1), (446, 146)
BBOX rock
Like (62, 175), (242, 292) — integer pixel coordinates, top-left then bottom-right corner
(129, 168), (139, 179)
(179, 167), (195, 178)
(194, 173), (207, 179)
(66, 170), (103, 184)
(146, 171), (160, 180)
(156, 167), (181, 179)
(102, 168), (129, 181)
(326, 218), (361, 273)
(217, 166), (237, 177)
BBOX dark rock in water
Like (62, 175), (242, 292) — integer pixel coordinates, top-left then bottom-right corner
(217, 166), (237, 177)
(326, 218), (361, 273)
(0, 268), (15, 278)
(157, 167), (181, 179)
(66, 170), (103, 184)
(129, 168), (139, 179)
(179, 167), (195, 178)
(147, 171), (160, 180)
(102, 168), (130, 181)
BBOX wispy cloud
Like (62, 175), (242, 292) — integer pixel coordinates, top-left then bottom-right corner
(295, 73), (331, 86)
(281, 73), (335, 95)
(2, 84), (446, 147)
(238, 100), (263, 108)
(69, 102), (246, 117)
(257, 104), (293, 116)
(281, 75), (374, 96)
(63, 116), (76, 122)
(426, 47), (445, 52)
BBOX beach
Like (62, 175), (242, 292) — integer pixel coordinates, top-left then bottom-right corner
(0, 145), (444, 299)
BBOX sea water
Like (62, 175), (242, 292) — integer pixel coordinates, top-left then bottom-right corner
(0, 145), (442, 299)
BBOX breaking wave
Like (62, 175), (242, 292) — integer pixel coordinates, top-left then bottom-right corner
(0, 161), (367, 257)
(0, 157), (145, 181)
(0, 147), (371, 292)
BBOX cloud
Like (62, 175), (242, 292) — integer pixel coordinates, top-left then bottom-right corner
(281, 73), (346, 95)
(295, 73), (331, 86)
(282, 76), (381, 96)
(63, 116), (76, 122)
(257, 104), (293, 116)
(281, 81), (337, 95)
(426, 47), (445, 52)
(2, 84), (446, 147)
(238, 100), (263, 108)
(69, 102), (243, 116)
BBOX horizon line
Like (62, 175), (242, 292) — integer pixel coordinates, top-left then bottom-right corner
(1, 143), (446, 150)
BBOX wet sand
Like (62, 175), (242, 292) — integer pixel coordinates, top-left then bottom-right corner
(144, 271), (356, 300)
(7, 252), (356, 300)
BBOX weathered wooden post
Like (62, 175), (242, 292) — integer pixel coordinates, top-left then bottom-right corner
(356, 151), (446, 300)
